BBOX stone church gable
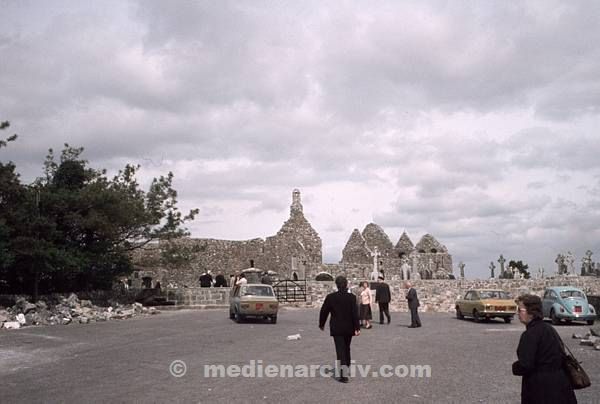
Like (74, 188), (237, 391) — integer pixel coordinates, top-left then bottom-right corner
(361, 223), (394, 256)
(260, 189), (322, 279)
(339, 226), (454, 280)
(395, 231), (414, 256)
(341, 229), (371, 264)
(415, 234), (447, 253)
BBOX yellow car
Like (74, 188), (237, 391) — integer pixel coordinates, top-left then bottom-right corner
(229, 284), (279, 324)
(455, 289), (517, 323)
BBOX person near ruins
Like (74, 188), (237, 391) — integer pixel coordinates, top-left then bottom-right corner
(512, 294), (576, 404)
(359, 281), (373, 329)
(199, 271), (213, 288)
(375, 275), (391, 324)
(235, 273), (247, 286)
(319, 275), (361, 383)
(260, 271), (272, 285)
(404, 281), (421, 328)
(230, 272), (239, 287)
(214, 272), (227, 287)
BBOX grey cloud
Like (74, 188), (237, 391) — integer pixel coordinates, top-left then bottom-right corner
(247, 197), (288, 216)
(527, 181), (546, 189)
(506, 128), (600, 172)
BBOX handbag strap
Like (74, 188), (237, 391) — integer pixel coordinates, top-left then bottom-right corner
(551, 325), (579, 361)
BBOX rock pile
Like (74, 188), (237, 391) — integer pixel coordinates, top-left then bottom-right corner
(573, 325), (600, 350)
(0, 293), (159, 330)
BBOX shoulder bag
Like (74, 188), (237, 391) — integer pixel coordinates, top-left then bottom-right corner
(555, 329), (591, 390)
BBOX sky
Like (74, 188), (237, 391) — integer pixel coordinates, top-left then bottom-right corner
(2, 1), (600, 279)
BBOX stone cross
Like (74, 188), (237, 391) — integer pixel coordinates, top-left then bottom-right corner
(370, 246), (381, 280)
(555, 253), (565, 274)
(401, 260), (410, 280)
(565, 251), (575, 275)
(459, 261), (465, 279)
(582, 250), (593, 276)
(498, 254), (506, 277)
(537, 266), (544, 279)
(489, 261), (495, 278)
(511, 266), (520, 279)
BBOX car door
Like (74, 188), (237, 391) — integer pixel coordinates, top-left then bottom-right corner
(543, 290), (557, 317)
(462, 291), (473, 314)
(471, 291), (482, 314)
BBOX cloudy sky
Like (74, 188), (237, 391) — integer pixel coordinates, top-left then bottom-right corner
(2, 1), (600, 279)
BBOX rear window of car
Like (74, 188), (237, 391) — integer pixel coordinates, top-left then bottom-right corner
(479, 291), (512, 299)
(241, 286), (274, 296)
(560, 290), (585, 299)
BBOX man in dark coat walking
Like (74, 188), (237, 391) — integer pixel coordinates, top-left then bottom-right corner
(319, 275), (361, 383)
(375, 275), (391, 324)
(405, 281), (421, 328)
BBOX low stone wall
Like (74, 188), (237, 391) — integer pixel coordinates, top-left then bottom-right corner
(160, 276), (600, 312)
(165, 287), (230, 306)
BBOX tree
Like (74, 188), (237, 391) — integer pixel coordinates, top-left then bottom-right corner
(0, 122), (25, 291)
(0, 129), (198, 296)
(508, 260), (530, 279)
(0, 121), (17, 148)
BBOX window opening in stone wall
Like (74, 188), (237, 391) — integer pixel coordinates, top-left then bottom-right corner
(292, 272), (298, 281)
(431, 249), (437, 253)
(250, 259), (254, 268)
(399, 252), (405, 259)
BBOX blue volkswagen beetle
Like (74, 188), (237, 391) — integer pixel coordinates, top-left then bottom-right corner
(542, 287), (596, 325)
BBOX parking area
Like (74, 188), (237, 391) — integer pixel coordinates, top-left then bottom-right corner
(0, 308), (598, 403)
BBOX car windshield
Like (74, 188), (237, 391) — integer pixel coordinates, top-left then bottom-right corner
(479, 291), (511, 300)
(241, 286), (274, 297)
(559, 290), (585, 299)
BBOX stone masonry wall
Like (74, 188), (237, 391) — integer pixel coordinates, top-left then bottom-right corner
(159, 276), (600, 313)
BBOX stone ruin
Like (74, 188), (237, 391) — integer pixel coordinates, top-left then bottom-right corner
(130, 189), (454, 286)
(130, 189), (322, 286)
(339, 223), (453, 280)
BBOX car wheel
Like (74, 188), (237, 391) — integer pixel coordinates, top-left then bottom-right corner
(587, 320), (595, 325)
(504, 317), (512, 324)
(456, 307), (464, 320)
(550, 309), (560, 325)
(473, 310), (481, 323)
(271, 315), (277, 324)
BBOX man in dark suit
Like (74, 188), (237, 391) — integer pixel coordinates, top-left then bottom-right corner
(375, 275), (391, 324)
(405, 281), (421, 328)
(199, 272), (213, 287)
(214, 272), (227, 287)
(319, 276), (361, 383)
